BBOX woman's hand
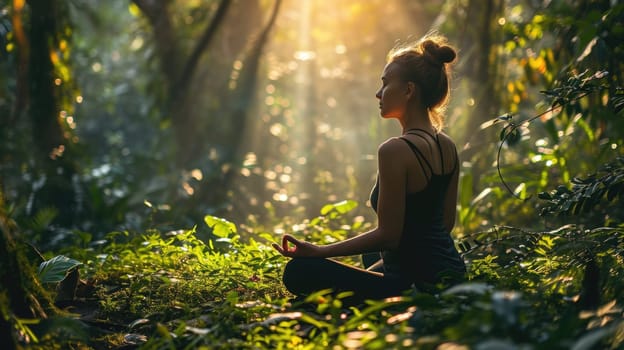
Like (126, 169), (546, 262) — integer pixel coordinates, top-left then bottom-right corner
(272, 234), (323, 258)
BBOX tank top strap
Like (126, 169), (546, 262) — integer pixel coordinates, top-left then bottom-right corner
(405, 128), (446, 173)
(399, 137), (433, 178)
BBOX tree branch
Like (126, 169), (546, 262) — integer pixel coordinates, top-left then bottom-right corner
(174, 0), (232, 99)
(234, 0), (282, 110)
(220, 0), (282, 186)
(132, 0), (179, 84)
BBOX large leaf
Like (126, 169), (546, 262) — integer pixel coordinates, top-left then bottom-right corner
(320, 200), (357, 215)
(38, 255), (83, 283)
(204, 215), (237, 238)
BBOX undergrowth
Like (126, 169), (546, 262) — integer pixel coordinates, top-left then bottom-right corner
(27, 201), (624, 349)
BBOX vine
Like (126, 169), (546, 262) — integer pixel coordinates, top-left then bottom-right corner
(486, 70), (615, 200)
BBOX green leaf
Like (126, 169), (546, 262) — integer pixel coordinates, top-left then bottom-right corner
(459, 172), (473, 208)
(320, 200), (357, 215)
(471, 187), (492, 206)
(333, 200), (357, 214)
(38, 255), (83, 283)
(320, 203), (334, 215)
(204, 215), (237, 238)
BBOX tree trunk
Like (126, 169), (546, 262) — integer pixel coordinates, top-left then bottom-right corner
(132, 0), (179, 85)
(29, 0), (64, 159)
(225, 0), (282, 151)
(10, 0), (29, 123)
(28, 0), (78, 226)
(455, 0), (504, 193)
(202, 0), (283, 213)
(0, 182), (55, 347)
(133, 0), (232, 167)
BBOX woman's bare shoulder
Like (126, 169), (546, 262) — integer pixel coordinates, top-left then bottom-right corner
(378, 137), (411, 158)
(437, 132), (457, 148)
(379, 136), (406, 149)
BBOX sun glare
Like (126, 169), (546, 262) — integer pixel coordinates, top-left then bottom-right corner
(230, 0), (433, 221)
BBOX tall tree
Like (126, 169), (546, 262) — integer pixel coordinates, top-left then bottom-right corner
(220, 0), (283, 181)
(132, 0), (231, 167)
(20, 0), (78, 226)
(132, 0), (284, 171)
(176, 0), (285, 216)
(449, 0), (505, 194)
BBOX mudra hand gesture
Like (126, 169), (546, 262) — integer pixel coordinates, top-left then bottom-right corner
(272, 234), (322, 258)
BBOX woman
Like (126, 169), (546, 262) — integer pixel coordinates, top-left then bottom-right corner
(272, 34), (466, 302)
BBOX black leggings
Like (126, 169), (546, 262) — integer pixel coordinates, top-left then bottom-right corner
(281, 255), (412, 304)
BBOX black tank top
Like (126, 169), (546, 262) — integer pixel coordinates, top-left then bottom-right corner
(370, 129), (466, 284)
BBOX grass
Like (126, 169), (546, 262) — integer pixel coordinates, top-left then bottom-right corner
(27, 206), (624, 349)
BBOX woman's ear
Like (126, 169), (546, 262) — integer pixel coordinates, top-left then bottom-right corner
(406, 81), (418, 100)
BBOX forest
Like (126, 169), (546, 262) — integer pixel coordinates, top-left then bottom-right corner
(1, 0), (623, 348)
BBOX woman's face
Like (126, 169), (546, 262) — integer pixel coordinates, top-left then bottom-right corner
(375, 62), (408, 119)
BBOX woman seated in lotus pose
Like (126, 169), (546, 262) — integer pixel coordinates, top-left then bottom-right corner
(273, 34), (466, 302)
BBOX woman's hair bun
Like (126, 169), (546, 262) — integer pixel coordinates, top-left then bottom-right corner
(421, 40), (456, 65)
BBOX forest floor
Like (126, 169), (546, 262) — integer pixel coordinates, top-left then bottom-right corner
(33, 214), (624, 349)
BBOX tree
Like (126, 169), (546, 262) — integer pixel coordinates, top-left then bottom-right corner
(448, 0), (624, 231)
(0, 0), (81, 228)
(130, 0), (283, 171)
(0, 182), (56, 348)
(219, 0), (283, 192)
(27, 0), (79, 227)
(122, 0), (285, 223)
(443, 0), (506, 199)
(131, 0), (231, 166)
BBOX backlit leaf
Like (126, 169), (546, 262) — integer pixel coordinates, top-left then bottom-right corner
(204, 215), (237, 238)
(38, 255), (83, 283)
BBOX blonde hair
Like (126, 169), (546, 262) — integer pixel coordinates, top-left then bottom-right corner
(387, 34), (457, 132)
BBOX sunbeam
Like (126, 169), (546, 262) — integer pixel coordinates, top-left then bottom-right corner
(230, 0), (447, 225)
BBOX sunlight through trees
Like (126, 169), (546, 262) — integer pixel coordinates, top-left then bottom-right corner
(1, 0), (623, 348)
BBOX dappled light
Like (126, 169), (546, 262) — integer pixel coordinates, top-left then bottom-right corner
(225, 0), (440, 225)
(1, 0), (624, 348)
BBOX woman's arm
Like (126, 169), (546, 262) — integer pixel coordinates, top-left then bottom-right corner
(273, 139), (407, 258)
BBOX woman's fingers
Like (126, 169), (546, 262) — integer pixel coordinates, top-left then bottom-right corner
(271, 242), (284, 254)
(273, 234), (316, 258)
(273, 235), (297, 257)
(282, 234), (300, 253)
(282, 235), (290, 251)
